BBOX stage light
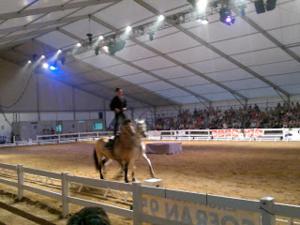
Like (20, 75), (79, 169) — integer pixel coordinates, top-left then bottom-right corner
(266, 0), (277, 11)
(27, 60), (32, 64)
(108, 39), (126, 55)
(219, 8), (235, 25)
(41, 55), (45, 59)
(102, 46), (109, 53)
(95, 46), (100, 55)
(87, 33), (93, 45)
(158, 15), (165, 22)
(254, 0), (265, 14)
(98, 35), (104, 41)
(49, 65), (57, 71)
(199, 18), (208, 24)
(149, 33), (154, 41)
(125, 26), (132, 32)
(76, 42), (82, 47)
(57, 49), (62, 54)
(42, 62), (49, 69)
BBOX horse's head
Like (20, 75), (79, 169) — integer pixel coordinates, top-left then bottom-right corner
(120, 119), (136, 136)
(135, 119), (147, 138)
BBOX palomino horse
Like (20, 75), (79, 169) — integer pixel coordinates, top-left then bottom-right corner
(93, 119), (156, 183)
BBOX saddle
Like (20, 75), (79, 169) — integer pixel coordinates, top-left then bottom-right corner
(105, 135), (119, 151)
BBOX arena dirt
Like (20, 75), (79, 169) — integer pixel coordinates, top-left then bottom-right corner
(0, 141), (299, 224)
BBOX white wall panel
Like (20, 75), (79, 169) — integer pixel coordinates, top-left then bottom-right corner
(281, 84), (300, 95)
(33, 9), (78, 23)
(205, 68), (253, 82)
(171, 76), (208, 87)
(212, 33), (276, 55)
(154, 66), (195, 79)
(121, 73), (158, 84)
(189, 58), (238, 74)
(140, 81), (175, 91)
(145, 32), (199, 53)
(63, 19), (111, 38)
(103, 64), (140, 77)
(116, 44), (156, 61)
(83, 54), (121, 68)
(203, 92), (234, 101)
(233, 48), (292, 66)
(133, 56), (175, 70)
(144, 0), (187, 12)
(173, 95), (199, 104)
(74, 89), (104, 111)
(0, 0), (34, 13)
(0, 59), (37, 111)
(250, 60), (300, 76)
(19, 113), (39, 122)
(156, 88), (190, 98)
(94, 0), (154, 29)
(267, 72), (300, 86)
(69, 3), (115, 17)
(223, 79), (267, 90)
(0, 15), (42, 29)
(37, 31), (77, 49)
(168, 45), (219, 64)
(28, 0), (70, 9)
(39, 75), (73, 111)
(57, 112), (74, 121)
(247, 1), (300, 30)
(75, 112), (90, 120)
(40, 112), (56, 121)
(268, 24), (300, 45)
(189, 84), (225, 94)
(188, 18), (256, 43)
(239, 87), (278, 98)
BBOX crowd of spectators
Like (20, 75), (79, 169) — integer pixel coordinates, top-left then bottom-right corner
(155, 102), (300, 130)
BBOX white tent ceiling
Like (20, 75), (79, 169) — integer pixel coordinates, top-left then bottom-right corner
(0, 0), (299, 107)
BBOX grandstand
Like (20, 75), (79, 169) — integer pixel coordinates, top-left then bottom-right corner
(0, 0), (300, 225)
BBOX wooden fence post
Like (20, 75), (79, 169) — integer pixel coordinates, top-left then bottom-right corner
(260, 197), (275, 225)
(132, 182), (142, 225)
(62, 173), (69, 217)
(17, 165), (24, 200)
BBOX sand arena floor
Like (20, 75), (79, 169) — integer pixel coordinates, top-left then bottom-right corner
(0, 141), (300, 224)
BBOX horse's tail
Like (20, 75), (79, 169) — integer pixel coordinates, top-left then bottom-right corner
(93, 148), (100, 171)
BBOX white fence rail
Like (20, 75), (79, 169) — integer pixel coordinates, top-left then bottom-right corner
(147, 128), (300, 141)
(0, 163), (299, 225)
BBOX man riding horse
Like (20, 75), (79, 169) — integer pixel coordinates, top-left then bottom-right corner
(106, 88), (127, 150)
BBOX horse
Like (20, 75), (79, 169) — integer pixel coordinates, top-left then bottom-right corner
(93, 119), (156, 183)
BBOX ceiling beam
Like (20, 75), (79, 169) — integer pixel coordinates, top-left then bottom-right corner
(90, 16), (211, 106)
(91, 15), (246, 105)
(135, 0), (290, 101)
(0, 0), (119, 20)
(0, 15), (87, 35)
(240, 15), (300, 63)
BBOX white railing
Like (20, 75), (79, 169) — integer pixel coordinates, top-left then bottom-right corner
(0, 163), (299, 225)
(36, 131), (113, 144)
(147, 128), (300, 141)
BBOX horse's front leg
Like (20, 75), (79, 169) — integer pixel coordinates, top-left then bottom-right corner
(142, 153), (156, 178)
(124, 162), (129, 183)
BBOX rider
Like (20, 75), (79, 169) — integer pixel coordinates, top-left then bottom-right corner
(106, 88), (127, 149)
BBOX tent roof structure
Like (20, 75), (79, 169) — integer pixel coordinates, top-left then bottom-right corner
(0, 0), (299, 107)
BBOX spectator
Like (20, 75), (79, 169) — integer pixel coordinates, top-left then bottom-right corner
(67, 207), (111, 225)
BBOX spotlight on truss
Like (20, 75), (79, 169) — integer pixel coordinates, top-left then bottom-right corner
(108, 39), (126, 55)
(87, 33), (93, 45)
(219, 8), (235, 25)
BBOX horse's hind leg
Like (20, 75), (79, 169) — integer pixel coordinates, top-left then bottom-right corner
(93, 149), (104, 179)
(129, 162), (136, 182)
(142, 153), (156, 178)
